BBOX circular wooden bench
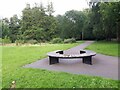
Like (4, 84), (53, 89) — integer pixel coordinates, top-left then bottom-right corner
(47, 50), (96, 65)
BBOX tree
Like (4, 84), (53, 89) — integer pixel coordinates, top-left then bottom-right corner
(91, 2), (106, 40)
(56, 10), (86, 40)
(82, 9), (95, 40)
(9, 15), (20, 43)
(46, 2), (55, 16)
(100, 2), (117, 40)
(20, 2), (57, 42)
(110, 2), (120, 42)
(89, 1), (120, 41)
(0, 19), (2, 38)
(1, 18), (10, 39)
(2, 1), (119, 42)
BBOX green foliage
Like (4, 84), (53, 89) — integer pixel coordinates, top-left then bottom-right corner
(1, 18), (10, 39)
(9, 15), (20, 43)
(51, 38), (63, 44)
(0, 20), (2, 38)
(1, 2), (120, 42)
(0, 38), (2, 43)
(21, 3), (57, 42)
(56, 10), (86, 40)
(93, 24), (105, 40)
(2, 36), (11, 44)
(46, 2), (55, 16)
(89, 2), (120, 41)
(64, 38), (76, 43)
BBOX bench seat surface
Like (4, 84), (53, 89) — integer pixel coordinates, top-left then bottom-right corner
(47, 50), (96, 58)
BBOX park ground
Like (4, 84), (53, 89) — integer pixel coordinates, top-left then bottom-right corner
(1, 41), (119, 88)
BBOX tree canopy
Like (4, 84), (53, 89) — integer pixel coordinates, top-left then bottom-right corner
(1, 1), (120, 43)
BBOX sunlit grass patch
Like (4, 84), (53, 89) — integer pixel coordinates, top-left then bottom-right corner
(85, 41), (119, 56)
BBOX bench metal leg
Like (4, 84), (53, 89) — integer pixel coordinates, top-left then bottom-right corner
(83, 56), (92, 65)
(49, 56), (59, 65)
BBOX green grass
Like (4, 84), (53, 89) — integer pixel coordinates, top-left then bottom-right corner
(2, 42), (118, 88)
(85, 41), (119, 57)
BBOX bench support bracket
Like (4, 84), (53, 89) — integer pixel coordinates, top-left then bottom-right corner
(49, 56), (59, 65)
(83, 56), (92, 65)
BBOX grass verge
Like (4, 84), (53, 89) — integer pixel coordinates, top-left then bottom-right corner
(85, 41), (119, 57)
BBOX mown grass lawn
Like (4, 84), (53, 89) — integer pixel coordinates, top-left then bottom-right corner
(2, 41), (118, 88)
(85, 41), (119, 57)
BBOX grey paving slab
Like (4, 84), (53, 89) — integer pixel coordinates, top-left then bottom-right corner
(23, 41), (119, 80)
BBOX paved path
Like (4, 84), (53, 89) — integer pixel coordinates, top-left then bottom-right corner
(23, 41), (118, 80)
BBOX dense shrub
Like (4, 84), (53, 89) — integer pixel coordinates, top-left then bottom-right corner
(27, 40), (38, 44)
(51, 38), (63, 44)
(0, 38), (2, 43)
(2, 37), (11, 44)
(64, 38), (76, 43)
(15, 40), (25, 45)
